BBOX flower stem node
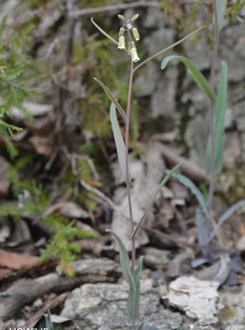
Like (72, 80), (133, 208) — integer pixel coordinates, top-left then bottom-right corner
(132, 27), (140, 41)
(118, 35), (126, 49)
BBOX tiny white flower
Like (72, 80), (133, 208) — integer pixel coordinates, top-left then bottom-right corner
(130, 46), (140, 62)
(132, 27), (140, 41)
(118, 35), (126, 49)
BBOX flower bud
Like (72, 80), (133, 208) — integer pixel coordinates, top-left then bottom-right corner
(132, 27), (140, 41)
(131, 13), (139, 21)
(118, 35), (126, 49)
(118, 14), (125, 21)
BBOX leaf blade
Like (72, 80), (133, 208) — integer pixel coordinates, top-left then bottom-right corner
(161, 55), (216, 102)
(110, 103), (128, 181)
(106, 228), (135, 290)
(206, 61), (228, 174)
(94, 77), (128, 124)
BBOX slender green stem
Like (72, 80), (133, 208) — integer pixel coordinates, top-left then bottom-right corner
(125, 31), (136, 330)
(207, 0), (220, 234)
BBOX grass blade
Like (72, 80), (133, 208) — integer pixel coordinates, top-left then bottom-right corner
(131, 162), (184, 239)
(94, 77), (128, 124)
(106, 228), (135, 290)
(110, 103), (128, 181)
(207, 200), (245, 243)
(161, 55), (216, 102)
(206, 61), (228, 174)
(165, 171), (209, 219)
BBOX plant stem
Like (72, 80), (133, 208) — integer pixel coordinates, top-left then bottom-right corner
(207, 0), (219, 235)
(125, 33), (136, 330)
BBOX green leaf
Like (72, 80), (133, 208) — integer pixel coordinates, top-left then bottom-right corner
(165, 171), (209, 219)
(216, 0), (228, 31)
(206, 61), (228, 174)
(105, 229), (135, 290)
(128, 256), (144, 321)
(131, 162), (184, 239)
(207, 200), (245, 243)
(196, 208), (209, 256)
(91, 17), (118, 46)
(161, 55), (216, 102)
(110, 103), (128, 182)
(94, 77), (128, 124)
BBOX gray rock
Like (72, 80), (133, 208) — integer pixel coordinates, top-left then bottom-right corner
(225, 326), (245, 330)
(150, 66), (178, 119)
(144, 28), (175, 62)
(219, 284), (245, 327)
(61, 279), (183, 330)
(144, 7), (165, 29)
(185, 115), (209, 168)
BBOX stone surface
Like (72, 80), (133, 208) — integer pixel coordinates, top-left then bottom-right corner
(61, 279), (183, 330)
(225, 326), (245, 330)
(219, 284), (245, 327)
(165, 276), (222, 324)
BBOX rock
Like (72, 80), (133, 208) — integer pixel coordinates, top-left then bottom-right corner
(184, 115), (209, 168)
(223, 132), (241, 170)
(150, 66), (178, 119)
(143, 28), (175, 62)
(61, 279), (183, 330)
(134, 62), (159, 97)
(225, 326), (245, 330)
(221, 25), (245, 82)
(164, 276), (222, 324)
(219, 284), (245, 327)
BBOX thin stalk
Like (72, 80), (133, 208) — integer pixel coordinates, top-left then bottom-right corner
(207, 0), (220, 234)
(125, 31), (136, 330)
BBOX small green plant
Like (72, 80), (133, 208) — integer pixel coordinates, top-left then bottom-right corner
(91, 13), (204, 330)
(40, 215), (97, 276)
(0, 156), (97, 275)
(161, 0), (245, 259)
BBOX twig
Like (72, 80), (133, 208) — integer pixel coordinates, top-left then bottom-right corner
(70, 1), (158, 19)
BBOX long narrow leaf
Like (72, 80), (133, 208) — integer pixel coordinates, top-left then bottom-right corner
(110, 103), (128, 181)
(133, 25), (205, 73)
(161, 55), (216, 102)
(106, 229), (135, 290)
(165, 171), (209, 219)
(216, 0), (228, 31)
(94, 77), (128, 124)
(131, 162), (184, 239)
(128, 256), (144, 321)
(91, 17), (118, 46)
(207, 200), (245, 243)
(206, 61), (228, 174)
